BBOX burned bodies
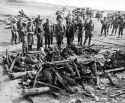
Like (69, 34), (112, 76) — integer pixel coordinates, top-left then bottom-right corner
(3, 42), (125, 99)
(32, 57), (99, 93)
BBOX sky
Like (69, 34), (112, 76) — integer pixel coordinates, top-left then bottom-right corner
(5, 0), (125, 11)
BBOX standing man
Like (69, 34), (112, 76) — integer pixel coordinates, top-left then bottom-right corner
(34, 15), (41, 35)
(118, 17), (125, 38)
(17, 18), (22, 43)
(34, 15), (44, 50)
(106, 17), (111, 35)
(100, 17), (107, 37)
(71, 20), (76, 43)
(66, 19), (74, 46)
(11, 18), (17, 45)
(43, 18), (51, 48)
(36, 20), (44, 50)
(19, 9), (25, 17)
(27, 20), (34, 51)
(50, 24), (54, 45)
(111, 17), (118, 35)
(83, 17), (94, 46)
(55, 16), (65, 49)
(21, 22), (28, 55)
(77, 19), (83, 46)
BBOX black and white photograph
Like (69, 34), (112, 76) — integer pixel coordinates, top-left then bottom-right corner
(0, 0), (125, 103)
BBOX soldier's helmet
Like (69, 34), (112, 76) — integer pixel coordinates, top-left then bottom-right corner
(56, 15), (62, 21)
(46, 18), (49, 23)
(11, 17), (17, 23)
(22, 22), (27, 27)
(104, 17), (106, 20)
(37, 15), (40, 19)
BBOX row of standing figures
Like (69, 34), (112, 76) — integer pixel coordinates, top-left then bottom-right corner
(10, 16), (94, 54)
(10, 16), (125, 55)
(100, 16), (125, 38)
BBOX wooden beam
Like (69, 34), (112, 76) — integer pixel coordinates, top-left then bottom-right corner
(23, 87), (50, 96)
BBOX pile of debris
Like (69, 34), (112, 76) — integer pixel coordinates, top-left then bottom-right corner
(2, 45), (125, 102)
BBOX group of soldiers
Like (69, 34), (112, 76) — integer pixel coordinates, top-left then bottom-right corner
(10, 10), (54, 55)
(10, 10), (94, 54)
(10, 9), (125, 55)
(100, 15), (125, 37)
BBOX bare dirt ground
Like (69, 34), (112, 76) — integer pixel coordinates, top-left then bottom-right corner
(0, 2), (125, 103)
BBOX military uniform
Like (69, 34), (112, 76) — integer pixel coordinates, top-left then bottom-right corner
(111, 18), (118, 35)
(106, 19), (111, 35)
(21, 23), (28, 55)
(72, 21), (77, 42)
(27, 22), (34, 51)
(50, 25), (54, 45)
(55, 23), (65, 49)
(17, 19), (22, 42)
(66, 22), (74, 46)
(118, 18), (125, 38)
(101, 18), (107, 36)
(83, 19), (94, 46)
(11, 21), (17, 44)
(77, 22), (83, 46)
(43, 21), (51, 48)
(36, 24), (44, 50)
(34, 16), (41, 35)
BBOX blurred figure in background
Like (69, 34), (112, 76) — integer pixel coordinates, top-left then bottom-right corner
(34, 15), (41, 35)
(17, 18), (23, 43)
(43, 18), (51, 48)
(100, 17), (107, 37)
(18, 9), (26, 17)
(27, 20), (34, 51)
(106, 17), (111, 35)
(118, 17), (125, 38)
(21, 22), (28, 55)
(83, 17), (94, 46)
(36, 19), (44, 50)
(55, 16), (65, 49)
(34, 15), (44, 50)
(11, 18), (17, 45)
(50, 24), (54, 45)
(111, 16), (118, 36)
(77, 19), (83, 46)
(66, 18), (74, 46)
